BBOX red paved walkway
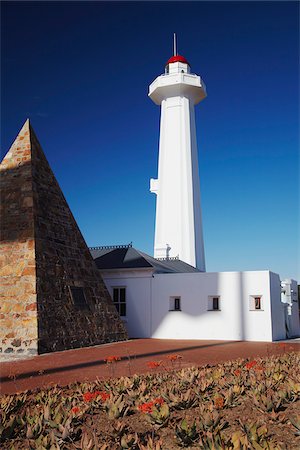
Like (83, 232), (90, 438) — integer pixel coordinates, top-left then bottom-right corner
(1, 339), (299, 395)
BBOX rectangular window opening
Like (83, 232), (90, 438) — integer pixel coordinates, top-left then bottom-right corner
(208, 296), (220, 311)
(70, 286), (89, 310)
(113, 287), (126, 317)
(249, 295), (263, 311)
(213, 297), (219, 310)
(169, 296), (181, 311)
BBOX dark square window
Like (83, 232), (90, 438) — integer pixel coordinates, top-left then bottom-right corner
(174, 298), (181, 311)
(213, 297), (219, 310)
(169, 296), (181, 311)
(70, 287), (89, 310)
(208, 296), (220, 311)
(255, 297), (261, 310)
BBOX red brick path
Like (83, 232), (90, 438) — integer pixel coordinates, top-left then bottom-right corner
(1, 339), (299, 395)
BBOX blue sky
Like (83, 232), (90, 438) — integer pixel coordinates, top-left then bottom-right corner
(1, 1), (299, 280)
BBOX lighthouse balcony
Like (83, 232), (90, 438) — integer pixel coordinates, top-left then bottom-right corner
(149, 73), (206, 105)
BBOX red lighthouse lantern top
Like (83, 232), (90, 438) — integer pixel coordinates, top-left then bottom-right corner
(166, 55), (190, 66)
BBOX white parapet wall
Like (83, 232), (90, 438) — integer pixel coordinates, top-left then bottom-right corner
(101, 269), (299, 342)
(151, 271), (274, 341)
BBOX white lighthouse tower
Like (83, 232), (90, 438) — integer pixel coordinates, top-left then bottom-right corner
(149, 36), (206, 271)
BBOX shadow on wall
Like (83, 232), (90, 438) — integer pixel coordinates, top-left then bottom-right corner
(148, 270), (275, 341)
(0, 161), (34, 243)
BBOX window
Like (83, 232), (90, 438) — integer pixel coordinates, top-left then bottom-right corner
(113, 287), (126, 317)
(255, 297), (261, 310)
(250, 295), (263, 311)
(208, 296), (220, 311)
(70, 286), (89, 310)
(169, 296), (181, 311)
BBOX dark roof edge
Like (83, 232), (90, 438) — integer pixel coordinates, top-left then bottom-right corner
(90, 243), (132, 250)
(99, 267), (154, 273)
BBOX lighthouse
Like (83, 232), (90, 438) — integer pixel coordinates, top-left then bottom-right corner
(149, 36), (206, 271)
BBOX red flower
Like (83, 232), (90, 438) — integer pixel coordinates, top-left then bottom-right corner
(104, 355), (121, 363)
(71, 406), (80, 414)
(138, 401), (154, 414)
(214, 396), (224, 409)
(99, 391), (110, 401)
(83, 392), (95, 402)
(167, 354), (182, 361)
(154, 397), (165, 406)
(234, 369), (241, 376)
(147, 361), (162, 369)
(83, 390), (110, 402)
(245, 360), (257, 370)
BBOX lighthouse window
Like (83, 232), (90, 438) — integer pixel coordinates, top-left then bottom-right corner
(249, 295), (263, 311)
(169, 296), (181, 311)
(113, 287), (127, 317)
(208, 296), (220, 311)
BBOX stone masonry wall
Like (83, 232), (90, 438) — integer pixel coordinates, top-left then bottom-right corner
(0, 122), (38, 356)
(0, 120), (127, 357)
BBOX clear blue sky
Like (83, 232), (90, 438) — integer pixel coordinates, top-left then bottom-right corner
(1, 1), (299, 280)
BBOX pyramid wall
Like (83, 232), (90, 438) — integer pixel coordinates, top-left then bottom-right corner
(0, 123), (38, 355)
(0, 121), (127, 356)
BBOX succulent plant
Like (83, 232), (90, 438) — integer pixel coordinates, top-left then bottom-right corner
(138, 434), (163, 450)
(166, 388), (197, 410)
(175, 419), (198, 447)
(289, 415), (300, 437)
(1, 351), (299, 449)
(105, 394), (132, 419)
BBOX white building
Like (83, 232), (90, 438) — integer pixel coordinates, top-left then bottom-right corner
(91, 40), (299, 342)
(90, 245), (299, 342)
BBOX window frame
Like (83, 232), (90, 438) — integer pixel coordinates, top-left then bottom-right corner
(112, 286), (127, 317)
(249, 295), (263, 311)
(169, 296), (181, 311)
(69, 286), (89, 311)
(208, 295), (221, 311)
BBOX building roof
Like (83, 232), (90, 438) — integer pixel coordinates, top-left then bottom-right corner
(90, 245), (200, 274)
(166, 55), (190, 66)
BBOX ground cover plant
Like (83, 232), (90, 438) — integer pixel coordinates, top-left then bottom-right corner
(1, 351), (299, 449)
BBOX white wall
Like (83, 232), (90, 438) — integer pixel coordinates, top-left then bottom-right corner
(151, 271), (273, 341)
(101, 269), (291, 342)
(270, 272), (286, 340)
(290, 279), (300, 337)
(277, 277), (300, 339)
(101, 270), (153, 338)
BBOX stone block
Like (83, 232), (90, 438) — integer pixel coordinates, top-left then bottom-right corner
(11, 338), (22, 347)
(22, 266), (36, 276)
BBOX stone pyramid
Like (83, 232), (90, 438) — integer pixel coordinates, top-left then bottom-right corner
(0, 120), (127, 356)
